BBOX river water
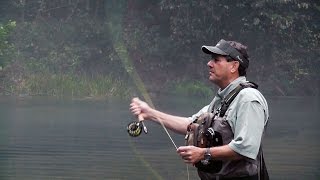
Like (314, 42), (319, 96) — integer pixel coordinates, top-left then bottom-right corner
(0, 95), (319, 180)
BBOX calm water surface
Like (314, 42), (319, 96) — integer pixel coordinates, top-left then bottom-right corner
(0, 95), (319, 180)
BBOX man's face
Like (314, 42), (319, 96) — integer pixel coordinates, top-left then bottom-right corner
(207, 55), (237, 87)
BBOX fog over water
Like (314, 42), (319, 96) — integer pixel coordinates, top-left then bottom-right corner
(0, 95), (319, 179)
(0, 1), (319, 180)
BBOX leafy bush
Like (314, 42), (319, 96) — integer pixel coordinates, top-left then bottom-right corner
(22, 73), (133, 98)
(0, 20), (16, 69)
(170, 79), (213, 98)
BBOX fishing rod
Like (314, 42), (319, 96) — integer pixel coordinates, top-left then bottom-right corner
(119, 46), (190, 180)
(110, 27), (188, 180)
(106, 4), (186, 178)
(109, 42), (177, 149)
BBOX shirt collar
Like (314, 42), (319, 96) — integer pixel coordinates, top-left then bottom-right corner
(216, 76), (247, 99)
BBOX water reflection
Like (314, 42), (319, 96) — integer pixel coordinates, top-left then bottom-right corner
(0, 95), (319, 179)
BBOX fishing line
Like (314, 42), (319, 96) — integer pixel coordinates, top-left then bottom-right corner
(106, 3), (181, 178)
(109, 41), (177, 150)
(113, 41), (189, 180)
(124, 56), (178, 150)
(124, 58), (191, 180)
(120, 53), (192, 180)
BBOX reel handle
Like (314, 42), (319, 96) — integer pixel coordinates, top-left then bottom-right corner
(138, 114), (148, 134)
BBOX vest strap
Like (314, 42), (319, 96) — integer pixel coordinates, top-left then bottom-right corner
(219, 81), (258, 117)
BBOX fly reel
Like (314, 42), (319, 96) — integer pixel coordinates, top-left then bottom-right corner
(127, 121), (148, 137)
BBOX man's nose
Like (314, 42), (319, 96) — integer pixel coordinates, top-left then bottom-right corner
(207, 60), (214, 67)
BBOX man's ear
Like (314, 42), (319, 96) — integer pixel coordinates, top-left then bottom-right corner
(231, 61), (240, 73)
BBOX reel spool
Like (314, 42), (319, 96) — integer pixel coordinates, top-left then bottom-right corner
(127, 121), (148, 137)
(127, 121), (142, 137)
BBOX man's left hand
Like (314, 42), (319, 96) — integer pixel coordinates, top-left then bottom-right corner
(177, 146), (205, 164)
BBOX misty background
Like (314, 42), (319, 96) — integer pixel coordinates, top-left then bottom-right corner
(0, 0), (319, 180)
(0, 0), (319, 97)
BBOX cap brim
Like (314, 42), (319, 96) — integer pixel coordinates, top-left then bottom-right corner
(201, 45), (228, 55)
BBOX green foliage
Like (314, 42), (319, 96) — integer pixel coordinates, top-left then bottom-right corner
(21, 73), (133, 98)
(0, 20), (16, 68)
(124, 0), (320, 96)
(170, 79), (213, 98)
(0, 0), (319, 97)
(12, 19), (115, 75)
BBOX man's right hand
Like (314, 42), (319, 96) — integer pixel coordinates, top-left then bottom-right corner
(129, 97), (151, 121)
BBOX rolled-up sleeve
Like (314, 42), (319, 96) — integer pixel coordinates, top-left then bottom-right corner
(189, 105), (210, 122)
(228, 101), (265, 159)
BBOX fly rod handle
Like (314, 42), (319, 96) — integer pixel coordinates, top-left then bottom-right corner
(138, 114), (148, 134)
(138, 114), (144, 121)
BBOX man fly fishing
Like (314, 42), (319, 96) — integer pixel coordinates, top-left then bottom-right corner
(130, 39), (269, 180)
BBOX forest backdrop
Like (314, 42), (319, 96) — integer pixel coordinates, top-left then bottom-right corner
(0, 0), (319, 98)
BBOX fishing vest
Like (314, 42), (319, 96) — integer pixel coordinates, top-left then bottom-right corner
(185, 82), (268, 179)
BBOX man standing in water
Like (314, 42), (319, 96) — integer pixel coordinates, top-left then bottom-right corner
(130, 39), (269, 180)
